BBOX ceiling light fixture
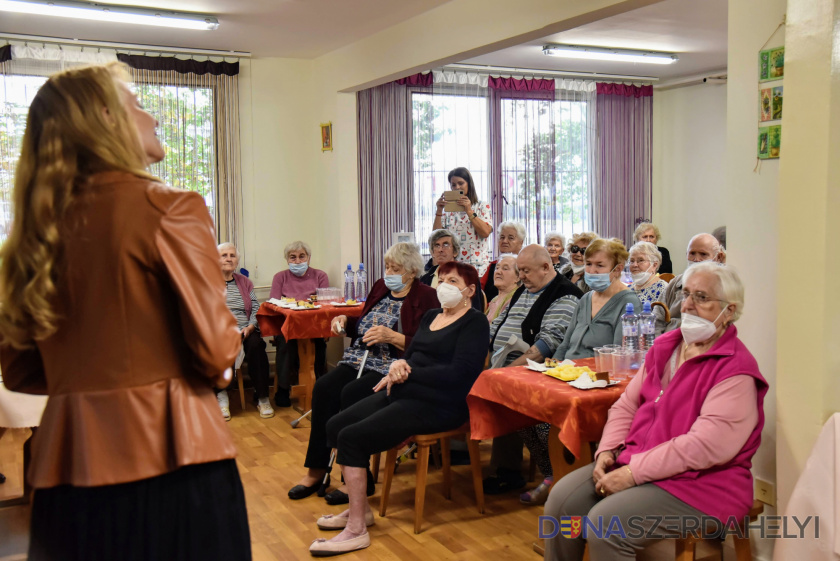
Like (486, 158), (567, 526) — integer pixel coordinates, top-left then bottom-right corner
(543, 44), (678, 65)
(0, 0), (219, 30)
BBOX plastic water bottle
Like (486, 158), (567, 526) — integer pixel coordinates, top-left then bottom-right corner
(355, 263), (368, 302)
(621, 303), (639, 351)
(621, 265), (634, 288)
(639, 301), (656, 350)
(343, 264), (355, 301)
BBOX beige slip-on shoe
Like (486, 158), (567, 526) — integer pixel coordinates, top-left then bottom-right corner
(316, 510), (375, 530)
(309, 531), (370, 556)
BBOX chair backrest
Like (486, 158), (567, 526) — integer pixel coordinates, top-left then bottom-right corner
(660, 273), (675, 283)
(651, 301), (671, 323)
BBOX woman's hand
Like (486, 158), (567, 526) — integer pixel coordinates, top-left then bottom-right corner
(592, 450), (615, 485)
(458, 196), (472, 213)
(362, 325), (395, 346)
(240, 325), (255, 339)
(595, 465), (636, 497)
(436, 193), (446, 211)
(331, 315), (347, 335)
(373, 360), (411, 395)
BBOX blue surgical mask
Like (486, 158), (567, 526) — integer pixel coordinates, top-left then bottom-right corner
(289, 262), (309, 277)
(585, 272), (612, 292)
(384, 274), (407, 292)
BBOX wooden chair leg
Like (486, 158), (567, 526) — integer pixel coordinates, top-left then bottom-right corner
(371, 452), (381, 483)
(733, 536), (752, 561)
(675, 537), (697, 561)
(466, 436), (485, 514)
(441, 437), (452, 500)
(414, 443), (430, 534)
(379, 447), (399, 517)
(236, 368), (246, 410)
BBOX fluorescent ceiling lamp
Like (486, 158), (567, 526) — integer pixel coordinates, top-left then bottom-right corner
(543, 44), (678, 65)
(0, 0), (219, 30)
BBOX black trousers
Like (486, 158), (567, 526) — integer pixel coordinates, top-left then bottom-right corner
(274, 334), (327, 391)
(242, 330), (271, 400)
(303, 363), (383, 469)
(326, 392), (466, 468)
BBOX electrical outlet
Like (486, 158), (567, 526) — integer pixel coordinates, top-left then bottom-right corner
(755, 478), (775, 506)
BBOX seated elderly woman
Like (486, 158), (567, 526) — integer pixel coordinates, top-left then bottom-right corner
(217, 243), (273, 420)
(628, 241), (669, 305)
(288, 242), (438, 503)
(561, 232), (599, 294)
(480, 221), (526, 302)
(633, 221), (673, 274)
(485, 253), (521, 322)
(545, 231), (570, 273)
(422, 228), (484, 311)
(543, 263), (767, 561)
(309, 262), (490, 556)
(270, 241), (330, 407)
(518, 240), (641, 506)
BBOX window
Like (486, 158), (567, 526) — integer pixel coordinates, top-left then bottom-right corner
(410, 87), (591, 257)
(0, 72), (222, 242)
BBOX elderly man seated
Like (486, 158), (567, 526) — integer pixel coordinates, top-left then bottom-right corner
(270, 241), (330, 407)
(484, 245), (582, 495)
(421, 229), (484, 310)
(655, 233), (726, 334)
(480, 221), (526, 302)
(218, 243), (273, 420)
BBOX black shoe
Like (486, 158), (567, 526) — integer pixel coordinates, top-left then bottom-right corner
(483, 468), (526, 495)
(0, 472), (5, 484)
(288, 481), (320, 500)
(275, 391), (291, 408)
(324, 469), (375, 505)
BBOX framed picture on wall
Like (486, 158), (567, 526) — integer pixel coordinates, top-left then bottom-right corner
(759, 47), (784, 82)
(321, 122), (333, 152)
(768, 125), (781, 158)
(392, 231), (415, 245)
(758, 127), (770, 159)
(771, 86), (783, 120)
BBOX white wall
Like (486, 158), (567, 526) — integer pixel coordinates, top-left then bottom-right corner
(652, 82), (728, 273)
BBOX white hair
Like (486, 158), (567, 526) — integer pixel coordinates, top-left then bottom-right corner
(496, 253), (520, 276)
(429, 229), (460, 254)
(683, 262), (744, 322)
(498, 221), (526, 242)
(629, 241), (662, 265)
(686, 233), (721, 255)
(544, 231), (566, 247)
(284, 241), (312, 261)
(384, 242), (425, 278)
(217, 242), (239, 259)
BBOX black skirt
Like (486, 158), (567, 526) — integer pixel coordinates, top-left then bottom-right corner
(29, 459), (251, 561)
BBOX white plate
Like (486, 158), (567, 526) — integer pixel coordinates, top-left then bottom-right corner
(290, 305), (321, 311)
(567, 379), (620, 390)
(330, 302), (361, 307)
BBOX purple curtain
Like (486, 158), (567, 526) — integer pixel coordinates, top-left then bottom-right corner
(357, 82), (413, 282)
(394, 73), (432, 86)
(593, 83), (653, 245)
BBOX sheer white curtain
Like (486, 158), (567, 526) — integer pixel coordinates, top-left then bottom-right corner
(0, 45), (117, 239)
(411, 71), (490, 256)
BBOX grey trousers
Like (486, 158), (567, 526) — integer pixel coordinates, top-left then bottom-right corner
(543, 463), (705, 561)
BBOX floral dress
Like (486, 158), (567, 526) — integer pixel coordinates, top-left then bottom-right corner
(441, 200), (492, 277)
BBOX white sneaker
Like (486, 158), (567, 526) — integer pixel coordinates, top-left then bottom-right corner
(257, 397), (275, 419)
(217, 390), (231, 421)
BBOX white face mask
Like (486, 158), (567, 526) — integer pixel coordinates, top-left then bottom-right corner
(681, 308), (727, 345)
(437, 282), (467, 308)
(632, 267), (654, 287)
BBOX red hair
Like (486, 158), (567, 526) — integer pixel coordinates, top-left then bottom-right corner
(438, 261), (479, 289)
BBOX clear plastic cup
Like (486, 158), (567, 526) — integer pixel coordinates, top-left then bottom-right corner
(612, 349), (633, 380)
(595, 347), (615, 374)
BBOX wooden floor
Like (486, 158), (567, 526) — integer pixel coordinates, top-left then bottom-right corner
(0, 399), (547, 561)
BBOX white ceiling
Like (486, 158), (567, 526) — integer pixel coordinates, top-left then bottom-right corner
(0, 0), (727, 80)
(459, 0), (728, 80)
(0, 0), (453, 58)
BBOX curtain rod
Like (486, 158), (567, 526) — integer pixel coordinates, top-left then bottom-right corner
(0, 33), (251, 58)
(442, 63), (658, 83)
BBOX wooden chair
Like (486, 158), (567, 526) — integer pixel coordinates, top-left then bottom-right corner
(378, 424), (484, 534)
(674, 500), (764, 561)
(659, 273), (676, 283)
(231, 360), (279, 410)
(651, 301), (671, 323)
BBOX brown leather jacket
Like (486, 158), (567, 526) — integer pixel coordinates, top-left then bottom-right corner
(0, 171), (241, 489)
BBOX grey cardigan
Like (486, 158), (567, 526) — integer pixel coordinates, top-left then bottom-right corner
(552, 289), (642, 360)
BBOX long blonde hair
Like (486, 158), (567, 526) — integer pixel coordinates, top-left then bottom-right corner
(0, 62), (156, 348)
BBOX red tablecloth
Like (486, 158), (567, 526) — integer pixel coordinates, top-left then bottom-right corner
(467, 358), (628, 459)
(256, 302), (364, 340)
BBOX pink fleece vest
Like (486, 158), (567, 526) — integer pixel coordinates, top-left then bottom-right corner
(233, 272), (253, 319)
(616, 326), (768, 522)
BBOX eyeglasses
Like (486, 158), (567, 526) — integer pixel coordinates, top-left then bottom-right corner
(681, 290), (727, 305)
(433, 242), (452, 250)
(570, 245), (587, 254)
(628, 258), (650, 266)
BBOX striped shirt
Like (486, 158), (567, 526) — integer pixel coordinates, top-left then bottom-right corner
(490, 287), (578, 365)
(225, 279), (258, 330)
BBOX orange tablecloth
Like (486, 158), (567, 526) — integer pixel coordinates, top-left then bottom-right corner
(256, 302), (364, 340)
(467, 358), (628, 459)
